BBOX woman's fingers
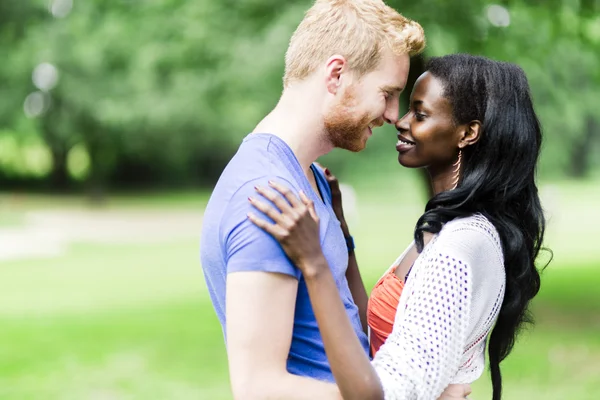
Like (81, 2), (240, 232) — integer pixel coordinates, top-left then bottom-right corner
(314, 162), (336, 183)
(247, 212), (288, 239)
(300, 190), (319, 222)
(255, 184), (303, 229)
(255, 185), (294, 214)
(248, 196), (285, 224)
(268, 181), (302, 208)
(463, 384), (472, 397)
(438, 383), (472, 400)
(247, 211), (274, 232)
(316, 164), (341, 196)
(252, 182), (319, 230)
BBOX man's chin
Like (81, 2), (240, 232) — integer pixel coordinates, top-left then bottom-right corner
(327, 128), (369, 152)
(342, 138), (367, 153)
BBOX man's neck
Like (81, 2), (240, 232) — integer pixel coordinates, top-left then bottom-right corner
(252, 83), (333, 174)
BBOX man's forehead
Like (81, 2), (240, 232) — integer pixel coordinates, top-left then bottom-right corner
(378, 53), (410, 84)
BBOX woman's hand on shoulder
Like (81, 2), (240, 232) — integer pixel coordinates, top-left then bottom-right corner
(247, 181), (327, 276)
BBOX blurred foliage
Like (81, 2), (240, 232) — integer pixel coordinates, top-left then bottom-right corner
(1, 0), (599, 195)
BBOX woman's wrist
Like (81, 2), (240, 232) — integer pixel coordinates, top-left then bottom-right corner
(299, 255), (330, 280)
(339, 221), (355, 253)
(344, 234), (355, 254)
(340, 221), (351, 238)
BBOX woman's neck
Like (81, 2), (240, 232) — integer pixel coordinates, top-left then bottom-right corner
(428, 166), (457, 196)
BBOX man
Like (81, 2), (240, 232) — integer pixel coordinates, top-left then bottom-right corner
(201, 0), (468, 398)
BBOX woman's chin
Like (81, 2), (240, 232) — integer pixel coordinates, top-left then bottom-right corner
(397, 154), (420, 168)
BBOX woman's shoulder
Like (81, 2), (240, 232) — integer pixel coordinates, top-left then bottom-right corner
(433, 214), (504, 265)
(443, 214), (500, 243)
(444, 213), (497, 232)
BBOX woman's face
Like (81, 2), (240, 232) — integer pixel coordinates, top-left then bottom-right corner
(395, 72), (464, 171)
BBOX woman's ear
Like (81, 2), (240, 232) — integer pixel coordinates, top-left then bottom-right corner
(459, 120), (482, 148)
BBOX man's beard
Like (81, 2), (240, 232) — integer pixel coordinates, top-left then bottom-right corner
(324, 86), (373, 152)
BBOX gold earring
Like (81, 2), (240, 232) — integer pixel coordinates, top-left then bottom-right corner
(450, 150), (462, 190)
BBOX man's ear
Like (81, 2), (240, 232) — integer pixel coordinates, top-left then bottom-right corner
(458, 120), (482, 148)
(325, 55), (347, 95)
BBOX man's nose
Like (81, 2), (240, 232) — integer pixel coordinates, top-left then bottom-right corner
(383, 103), (400, 125)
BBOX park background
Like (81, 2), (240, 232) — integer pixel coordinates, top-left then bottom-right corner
(1, 0), (599, 399)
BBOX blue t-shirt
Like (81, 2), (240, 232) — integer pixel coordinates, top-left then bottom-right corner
(200, 133), (369, 382)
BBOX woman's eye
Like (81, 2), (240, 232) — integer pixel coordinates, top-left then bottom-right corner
(415, 112), (426, 121)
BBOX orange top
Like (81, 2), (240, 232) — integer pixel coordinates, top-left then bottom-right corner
(367, 265), (405, 357)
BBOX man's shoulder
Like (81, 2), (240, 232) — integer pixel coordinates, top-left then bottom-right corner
(218, 150), (301, 202)
(221, 136), (292, 185)
(205, 134), (301, 230)
(206, 168), (298, 231)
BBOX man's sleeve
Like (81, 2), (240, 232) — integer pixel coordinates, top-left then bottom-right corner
(222, 177), (302, 280)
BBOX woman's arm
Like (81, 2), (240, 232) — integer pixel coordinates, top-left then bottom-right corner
(345, 249), (369, 334)
(303, 258), (384, 400)
(248, 182), (383, 399)
(319, 166), (369, 334)
(248, 182), (475, 400)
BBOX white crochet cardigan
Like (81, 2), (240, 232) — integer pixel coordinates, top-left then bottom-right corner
(371, 214), (505, 399)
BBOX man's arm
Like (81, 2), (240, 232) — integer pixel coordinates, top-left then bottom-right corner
(226, 271), (341, 400)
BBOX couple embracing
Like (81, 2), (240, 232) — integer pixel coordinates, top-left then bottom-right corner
(201, 1), (546, 399)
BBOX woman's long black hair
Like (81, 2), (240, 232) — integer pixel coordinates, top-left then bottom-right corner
(413, 54), (550, 400)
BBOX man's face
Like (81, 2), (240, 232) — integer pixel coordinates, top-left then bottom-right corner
(324, 52), (410, 152)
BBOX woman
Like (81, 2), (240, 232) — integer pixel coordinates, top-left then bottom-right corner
(247, 54), (548, 400)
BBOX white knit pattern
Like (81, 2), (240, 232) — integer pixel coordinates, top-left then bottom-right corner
(371, 214), (505, 399)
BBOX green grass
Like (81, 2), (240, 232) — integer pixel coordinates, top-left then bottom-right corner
(0, 300), (229, 400)
(469, 263), (600, 400)
(0, 241), (229, 400)
(0, 210), (25, 227)
(471, 320), (600, 400)
(0, 190), (210, 212)
(0, 179), (599, 399)
(0, 242), (206, 317)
